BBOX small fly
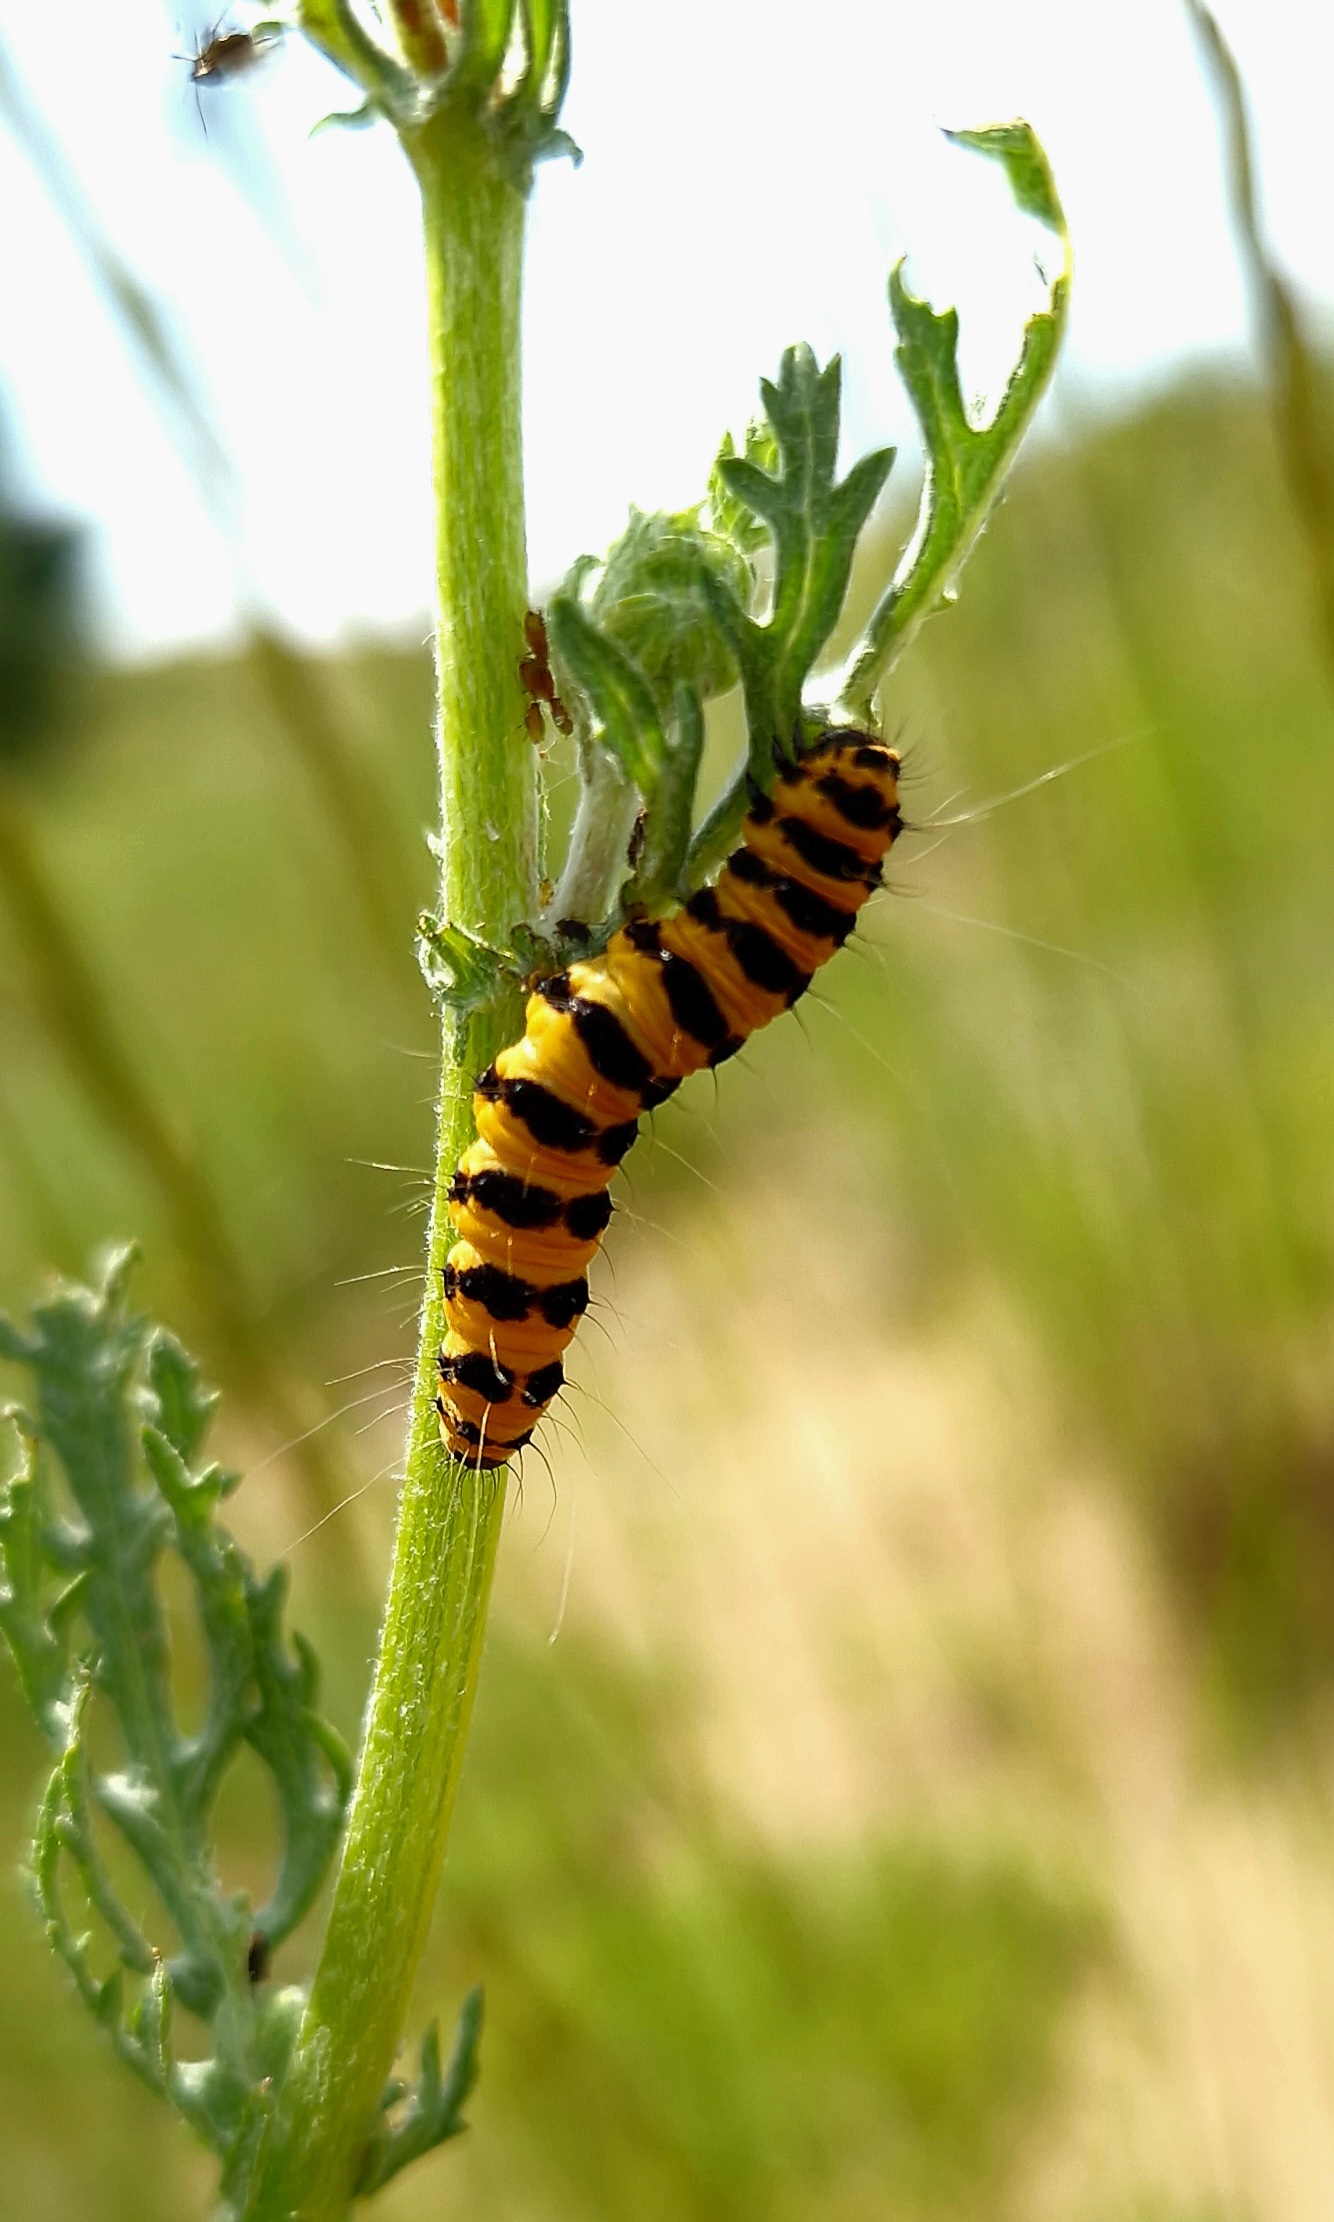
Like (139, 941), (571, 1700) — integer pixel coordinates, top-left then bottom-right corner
(178, 17), (282, 131)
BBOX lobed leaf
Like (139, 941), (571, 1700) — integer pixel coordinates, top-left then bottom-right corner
(245, 1574), (353, 1950)
(0, 1427), (80, 1736)
(416, 913), (513, 1010)
(840, 119), (1071, 719)
(546, 512), (749, 928)
(708, 421), (780, 557)
(711, 344), (895, 767)
(355, 1986), (484, 2196)
(0, 1252), (352, 2173)
(585, 508), (749, 707)
(546, 592), (666, 792)
(682, 348), (894, 881)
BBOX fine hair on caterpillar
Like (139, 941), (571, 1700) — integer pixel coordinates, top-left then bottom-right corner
(436, 728), (903, 1471)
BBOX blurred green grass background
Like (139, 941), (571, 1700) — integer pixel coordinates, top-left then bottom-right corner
(3, 363), (1334, 2221)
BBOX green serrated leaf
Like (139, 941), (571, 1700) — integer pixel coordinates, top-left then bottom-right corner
(547, 595), (666, 791)
(145, 1332), (218, 1465)
(415, 914), (512, 1011)
(0, 1428), (73, 1735)
(0, 1255), (352, 2169)
(246, 1571), (353, 1949)
(582, 508), (750, 708)
(355, 1986), (484, 2196)
(840, 119), (1070, 719)
(707, 344), (895, 772)
(707, 422), (780, 556)
(678, 347), (894, 883)
(59, 1707), (157, 1976)
(944, 121), (1064, 233)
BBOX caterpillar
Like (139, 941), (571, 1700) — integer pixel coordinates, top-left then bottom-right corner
(436, 728), (903, 1469)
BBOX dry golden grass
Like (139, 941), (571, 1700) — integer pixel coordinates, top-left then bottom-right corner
(471, 1169), (1334, 2222)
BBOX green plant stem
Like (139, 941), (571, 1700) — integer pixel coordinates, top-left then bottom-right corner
(238, 119), (536, 2222)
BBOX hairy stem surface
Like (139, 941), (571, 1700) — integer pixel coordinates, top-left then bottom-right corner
(239, 117), (536, 2222)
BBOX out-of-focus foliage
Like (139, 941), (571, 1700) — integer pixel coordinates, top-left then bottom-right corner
(0, 413), (84, 766)
(827, 371), (1334, 1736)
(3, 361), (1334, 2212)
(429, 1635), (1093, 2222)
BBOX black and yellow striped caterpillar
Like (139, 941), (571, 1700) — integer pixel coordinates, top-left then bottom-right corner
(436, 729), (903, 1467)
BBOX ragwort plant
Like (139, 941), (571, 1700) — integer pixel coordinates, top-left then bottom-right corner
(0, 5), (1070, 2214)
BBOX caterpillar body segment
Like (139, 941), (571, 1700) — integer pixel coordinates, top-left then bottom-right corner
(436, 730), (903, 1468)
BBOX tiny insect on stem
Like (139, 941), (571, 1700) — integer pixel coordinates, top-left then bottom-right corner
(519, 606), (573, 741)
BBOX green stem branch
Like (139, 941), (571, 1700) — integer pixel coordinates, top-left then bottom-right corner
(237, 117), (536, 2222)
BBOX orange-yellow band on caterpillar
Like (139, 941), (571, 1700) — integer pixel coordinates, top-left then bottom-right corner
(436, 730), (903, 1468)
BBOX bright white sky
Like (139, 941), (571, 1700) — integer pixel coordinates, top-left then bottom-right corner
(0, 0), (1328, 658)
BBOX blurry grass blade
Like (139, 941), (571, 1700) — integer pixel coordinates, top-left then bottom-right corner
(354, 1985), (483, 2195)
(0, 1082), (82, 1264)
(0, 780), (346, 1521)
(245, 624), (417, 988)
(0, 32), (419, 998)
(1186, 0), (1334, 686)
(0, 30), (235, 533)
(841, 120), (1071, 720)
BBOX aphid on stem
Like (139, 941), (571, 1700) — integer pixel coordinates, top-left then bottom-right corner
(520, 607), (574, 741)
